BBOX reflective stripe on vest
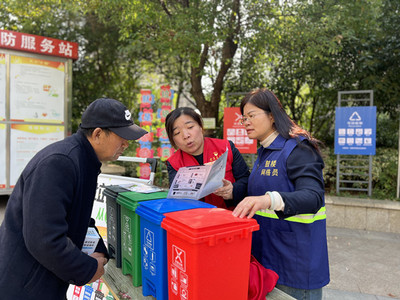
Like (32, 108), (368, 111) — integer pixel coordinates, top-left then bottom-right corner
(256, 206), (326, 224)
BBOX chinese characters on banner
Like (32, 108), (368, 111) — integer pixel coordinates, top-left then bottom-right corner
(137, 86), (175, 179)
(0, 29), (78, 60)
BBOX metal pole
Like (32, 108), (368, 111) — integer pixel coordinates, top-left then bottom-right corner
(397, 114), (400, 198)
(336, 154), (340, 195)
(368, 155), (372, 197)
(336, 92), (341, 196)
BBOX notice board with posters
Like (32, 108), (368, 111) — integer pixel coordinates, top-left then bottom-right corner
(223, 107), (257, 154)
(0, 29), (78, 195)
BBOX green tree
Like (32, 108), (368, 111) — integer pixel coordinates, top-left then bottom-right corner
(0, 0), (145, 131)
(83, 0), (279, 127)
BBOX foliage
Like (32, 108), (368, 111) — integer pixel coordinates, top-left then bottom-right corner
(71, 11), (144, 131)
(80, 0), (284, 127)
(321, 147), (398, 200)
(2, 0), (400, 199)
(3, 0), (400, 148)
(118, 145), (399, 199)
(0, 0), (145, 132)
(376, 113), (399, 148)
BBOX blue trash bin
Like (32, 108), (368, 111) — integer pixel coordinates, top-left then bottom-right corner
(136, 198), (216, 300)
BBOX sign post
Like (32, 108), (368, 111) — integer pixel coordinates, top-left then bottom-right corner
(335, 90), (375, 196)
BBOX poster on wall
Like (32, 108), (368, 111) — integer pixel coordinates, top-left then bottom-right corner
(0, 53), (5, 120)
(0, 124), (5, 189)
(223, 107), (257, 154)
(10, 124), (64, 187)
(9, 55), (65, 123)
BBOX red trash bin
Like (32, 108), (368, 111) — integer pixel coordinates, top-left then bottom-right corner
(161, 208), (259, 300)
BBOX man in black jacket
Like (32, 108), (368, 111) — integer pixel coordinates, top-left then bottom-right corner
(0, 98), (147, 300)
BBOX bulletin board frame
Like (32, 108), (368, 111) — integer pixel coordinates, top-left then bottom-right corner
(0, 42), (74, 195)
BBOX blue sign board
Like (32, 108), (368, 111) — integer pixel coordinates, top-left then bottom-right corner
(334, 106), (376, 155)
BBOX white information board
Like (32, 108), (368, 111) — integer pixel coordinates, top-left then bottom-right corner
(10, 55), (65, 123)
(0, 124), (5, 188)
(0, 53), (5, 120)
(9, 124), (64, 187)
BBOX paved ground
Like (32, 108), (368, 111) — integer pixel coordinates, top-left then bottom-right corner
(324, 227), (400, 299)
(1, 195), (399, 299)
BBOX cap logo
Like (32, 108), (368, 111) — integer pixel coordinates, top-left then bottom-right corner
(125, 110), (131, 121)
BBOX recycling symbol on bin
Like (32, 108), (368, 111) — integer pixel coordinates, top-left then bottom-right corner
(145, 228), (154, 250)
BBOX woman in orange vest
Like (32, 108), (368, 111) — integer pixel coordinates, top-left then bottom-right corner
(165, 107), (250, 209)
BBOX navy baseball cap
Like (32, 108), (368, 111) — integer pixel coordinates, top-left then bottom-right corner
(80, 98), (148, 140)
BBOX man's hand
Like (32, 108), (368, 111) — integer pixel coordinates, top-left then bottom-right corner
(88, 252), (108, 283)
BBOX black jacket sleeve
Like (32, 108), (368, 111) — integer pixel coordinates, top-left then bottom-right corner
(228, 141), (250, 206)
(278, 140), (325, 217)
(166, 161), (177, 187)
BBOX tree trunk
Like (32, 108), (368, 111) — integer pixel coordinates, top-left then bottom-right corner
(189, 0), (241, 128)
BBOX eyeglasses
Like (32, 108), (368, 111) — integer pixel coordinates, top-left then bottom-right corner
(240, 112), (266, 125)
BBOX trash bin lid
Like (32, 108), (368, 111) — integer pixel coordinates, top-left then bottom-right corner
(103, 185), (129, 198)
(117, 190), (169, 211)
(136, 198), (216, 225)
(161, 208), (259, 245)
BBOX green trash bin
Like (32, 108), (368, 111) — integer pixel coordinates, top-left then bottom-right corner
(117, 190), (168, 287)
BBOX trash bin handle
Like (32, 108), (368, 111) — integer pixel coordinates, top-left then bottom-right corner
(117, 156), (158, 185)
(145, 158), (158, 174)
(117, 156), (158, 173)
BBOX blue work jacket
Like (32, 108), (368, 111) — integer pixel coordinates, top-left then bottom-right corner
(249, 135), (330, 289)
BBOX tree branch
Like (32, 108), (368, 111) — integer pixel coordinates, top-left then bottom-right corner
(159, 0), (172, 16)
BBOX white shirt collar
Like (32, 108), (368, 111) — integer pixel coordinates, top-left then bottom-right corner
(260, 131), (279, 148)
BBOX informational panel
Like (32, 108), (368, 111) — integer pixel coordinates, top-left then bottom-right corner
(10, 55), (65, 123)
(0, 124), (5, 189)
(0, 53), (5, 189)
(0, 53), (5, 120)
(0, 29), (77, 193)
(223, 107), (257, 154)
(334, 106), (376, 155)
(10, 124), (65, 187)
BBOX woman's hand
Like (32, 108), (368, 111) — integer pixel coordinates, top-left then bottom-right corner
(214, 179), (233, 200)
(232, 195), (270, 219)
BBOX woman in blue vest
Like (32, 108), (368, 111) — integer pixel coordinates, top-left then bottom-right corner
(165, 107), (250, 209)
(232, 88), (329, 300)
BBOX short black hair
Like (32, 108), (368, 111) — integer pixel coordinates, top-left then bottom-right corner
(165, 107), (203, 148)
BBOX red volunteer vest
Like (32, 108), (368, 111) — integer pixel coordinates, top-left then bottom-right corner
(167, 137), (235, 208)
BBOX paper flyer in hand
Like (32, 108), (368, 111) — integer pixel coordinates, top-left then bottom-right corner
(82, 227), (100, 255)
(167, 149), (228, 200)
